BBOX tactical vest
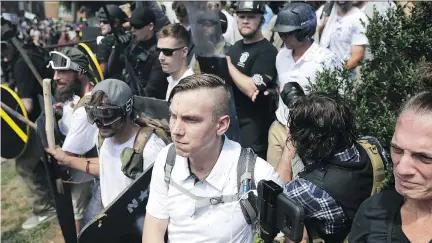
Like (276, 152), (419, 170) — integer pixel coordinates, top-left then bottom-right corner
(299, 139), (385, 241)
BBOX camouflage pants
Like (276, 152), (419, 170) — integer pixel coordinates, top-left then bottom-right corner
(15, 129), (55, 216)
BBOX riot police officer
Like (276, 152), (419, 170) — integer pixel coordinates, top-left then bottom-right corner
(96, 4), (129, 79)
(123, 7), (167, 98)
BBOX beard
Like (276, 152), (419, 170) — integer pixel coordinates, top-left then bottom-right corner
(239, 26), (260, 39)
(54, 76), (81, 103)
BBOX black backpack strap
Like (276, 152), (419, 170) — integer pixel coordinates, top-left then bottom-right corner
(164, 144), (176, 188)
(237, 147), (258, 225)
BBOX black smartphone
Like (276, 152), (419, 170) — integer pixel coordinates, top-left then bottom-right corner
(258, 180), (305, 243)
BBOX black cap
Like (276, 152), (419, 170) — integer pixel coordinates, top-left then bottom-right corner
(235, 1), (266, 14)
(96, 5), (128, 22)
(129, 8), (156, 28)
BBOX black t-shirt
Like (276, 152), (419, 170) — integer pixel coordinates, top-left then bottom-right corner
(227, 38), (277, 155)
(14, 48), (53, 122)
(349, 189), (431, 243)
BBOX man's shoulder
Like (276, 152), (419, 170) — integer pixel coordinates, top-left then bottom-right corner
(253, 155), (283, 186)
(360, 189), (403, 213)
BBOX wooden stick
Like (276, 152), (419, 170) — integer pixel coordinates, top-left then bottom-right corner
(11, 37), (43, 87)
(43, 79), (56, 149)
(0, 102), (37, 130)
(42, 78), (64, 194)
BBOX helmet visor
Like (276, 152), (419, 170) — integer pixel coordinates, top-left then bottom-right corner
(85, 104), (124, 127)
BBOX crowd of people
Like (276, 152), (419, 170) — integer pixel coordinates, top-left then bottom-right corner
(1, 1), (431, 243)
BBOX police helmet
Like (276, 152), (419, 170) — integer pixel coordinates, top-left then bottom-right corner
(273, 2), (317, 42)
(96, 5), (128, 23)
(235, 1), (266, 14)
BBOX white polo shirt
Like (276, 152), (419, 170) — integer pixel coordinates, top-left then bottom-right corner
(275, 43), (341, 126)
(165, 69), (194, 101)
(99, 132), (166, 207)
(146, 138), (283, 243)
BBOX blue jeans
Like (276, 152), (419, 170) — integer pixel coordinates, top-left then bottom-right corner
(81, 179), (103, 232)
(225, 86), (240, 143)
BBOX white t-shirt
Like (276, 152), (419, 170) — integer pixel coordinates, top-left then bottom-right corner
(275, 43), (341, 126)
(99, 133), (166, 208)
(58, 95), (80, 136)
(61, 94), (98, 183)
(325, 7), (369, 62)
(165, 69), (194, 101)
(146, 138), (283, 243)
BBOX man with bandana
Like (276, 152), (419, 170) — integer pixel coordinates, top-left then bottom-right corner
(226, 1), (278, 159)
(48, 47), (100, 232)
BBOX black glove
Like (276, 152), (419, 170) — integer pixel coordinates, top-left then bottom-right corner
(117, 32), (132, 45)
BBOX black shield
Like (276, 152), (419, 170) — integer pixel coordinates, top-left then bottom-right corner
(1, 84), (30, 159)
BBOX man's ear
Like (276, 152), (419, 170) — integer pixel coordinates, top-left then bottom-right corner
(148, 22), (155, 32)
(216, 114), (230, 136)
(183, 46), (189, 58)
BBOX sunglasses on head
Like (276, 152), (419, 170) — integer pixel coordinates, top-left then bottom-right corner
(156, 47), (185, 56)
(279, 31), (296, 38)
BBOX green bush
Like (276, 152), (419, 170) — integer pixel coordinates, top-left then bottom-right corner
(309, 2), (432, 189)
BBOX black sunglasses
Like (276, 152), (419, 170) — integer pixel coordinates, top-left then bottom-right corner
(279, 32), (296, 38)
(100, 20), (109, 24)
(156, 47), (185, 56)
(131, 24), (146, 29)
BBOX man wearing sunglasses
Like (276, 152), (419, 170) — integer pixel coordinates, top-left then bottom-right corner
(267, 3), (341, 168)
(123, 8), (168, 99)
(226, 1), (278, 160)
(156, 24), (194, 101)
(96, 5), (129, 79)
(46, 78), (166, 211)
(47, 47), (99, 232)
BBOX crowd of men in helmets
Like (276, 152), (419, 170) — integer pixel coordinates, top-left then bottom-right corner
(2, 1), (432, 243)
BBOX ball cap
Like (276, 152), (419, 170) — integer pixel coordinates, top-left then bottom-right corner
(129, 8), (156, 27)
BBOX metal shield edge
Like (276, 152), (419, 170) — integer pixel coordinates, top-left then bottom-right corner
(78, 42), (104, 83)
(0, 84), (30, 158)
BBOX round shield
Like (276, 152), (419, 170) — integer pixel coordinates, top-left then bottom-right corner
(78, 42), (104, 84)
(1, 84), (30, 159)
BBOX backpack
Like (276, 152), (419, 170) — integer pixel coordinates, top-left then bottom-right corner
(163, 144), (259, 225)
(357, 139), (386, 195)
(97, 114), (171, 180)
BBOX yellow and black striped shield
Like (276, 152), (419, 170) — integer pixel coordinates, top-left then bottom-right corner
(78, 42), (104, 84)
(1, 84), (31, 159)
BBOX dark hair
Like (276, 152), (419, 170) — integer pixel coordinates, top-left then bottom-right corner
(288, 93), (357, 163)
(400, 91), (432, 116)
(157, 23), (189, 47)
(169, 74), (230, 120)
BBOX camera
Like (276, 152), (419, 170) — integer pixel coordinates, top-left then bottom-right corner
(258, 180), (305, 243)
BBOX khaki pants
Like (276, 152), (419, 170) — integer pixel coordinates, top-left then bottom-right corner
(267, 120), (289, 168)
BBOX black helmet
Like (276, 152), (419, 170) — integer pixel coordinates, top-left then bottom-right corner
(273, 2), (316, 41)
(235, 1), (266, 14)
(96, 5), (128, 23)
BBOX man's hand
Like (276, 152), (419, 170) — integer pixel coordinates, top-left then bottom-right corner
(53, 103), (64, 117)
(45, 146), (69, 165)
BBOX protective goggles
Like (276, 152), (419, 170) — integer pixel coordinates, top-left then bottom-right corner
(46, 51), (86, 73)
(85, 104), (125, 127)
